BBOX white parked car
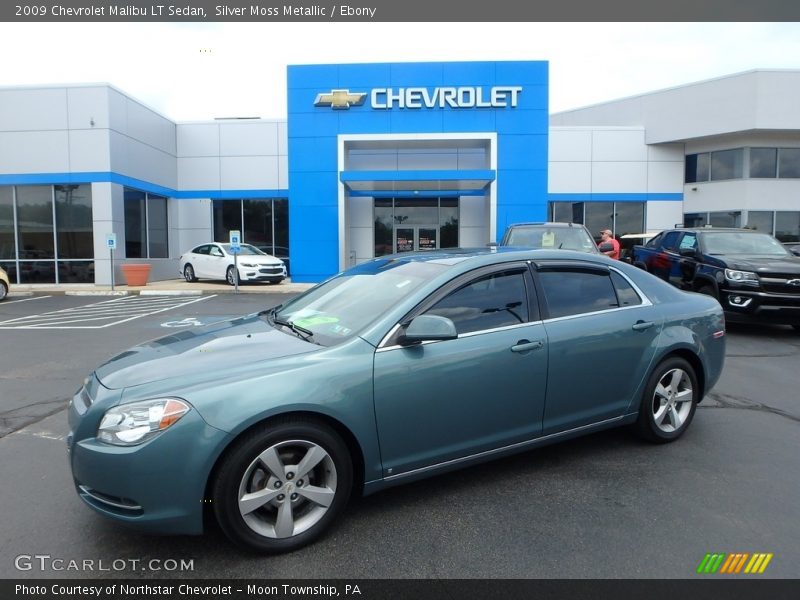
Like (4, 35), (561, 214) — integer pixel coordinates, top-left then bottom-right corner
(179, 243), (286, 285)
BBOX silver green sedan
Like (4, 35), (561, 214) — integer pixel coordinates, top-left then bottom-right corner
(67, 248), (725, 553)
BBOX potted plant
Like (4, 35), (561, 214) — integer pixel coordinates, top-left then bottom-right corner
(120, 263), (152, 286)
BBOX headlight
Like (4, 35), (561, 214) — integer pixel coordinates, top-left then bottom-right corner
(97, 399), (190, 446)
(241, 262), (258, 268)
(724, 269), (759, 284)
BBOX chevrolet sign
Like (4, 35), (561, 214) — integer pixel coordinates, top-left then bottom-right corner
(314, 86), (523, 110)
(372, 86), (522, 109)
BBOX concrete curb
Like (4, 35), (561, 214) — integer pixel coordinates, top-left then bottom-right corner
(5, 280), (314, 297)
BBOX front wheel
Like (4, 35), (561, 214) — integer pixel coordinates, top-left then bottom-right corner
(226, 266), (238, 286)
(0, 281), (7, 301)
(696, 284), (718, 300)
(635, 357), (698, 443)
(212, 419), (353, 553)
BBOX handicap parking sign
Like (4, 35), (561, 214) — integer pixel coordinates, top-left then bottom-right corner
(229, 230), (241, 253)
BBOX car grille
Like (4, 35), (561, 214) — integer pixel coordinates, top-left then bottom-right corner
(759, 276), (800, 295)
(258, 266), (283, 275)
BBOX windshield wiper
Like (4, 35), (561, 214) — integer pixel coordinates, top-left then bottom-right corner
(273, 317), (314, 339)
(260, 305), (319, 343)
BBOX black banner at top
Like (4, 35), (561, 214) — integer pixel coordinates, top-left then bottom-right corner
(3, 0), (800, 22)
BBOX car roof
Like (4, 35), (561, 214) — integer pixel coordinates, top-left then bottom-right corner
(363, 247), (611, 269)
(676, 228), (766, 234)
(505, 222), (586, 228)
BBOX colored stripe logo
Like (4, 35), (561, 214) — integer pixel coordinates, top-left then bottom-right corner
(697, 553), (773, 574)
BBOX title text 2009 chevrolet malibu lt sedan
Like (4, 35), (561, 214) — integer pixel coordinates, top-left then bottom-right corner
(68, 249), (725, 553)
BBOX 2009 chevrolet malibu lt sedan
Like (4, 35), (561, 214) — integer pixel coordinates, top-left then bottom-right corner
(68, 248), (725, 553)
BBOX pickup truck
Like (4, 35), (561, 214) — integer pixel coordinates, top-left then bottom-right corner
(632, 227), (800, 329)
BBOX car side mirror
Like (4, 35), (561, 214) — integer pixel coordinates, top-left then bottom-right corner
(400, 315), (458, 345)
(678, 247), (698, 258)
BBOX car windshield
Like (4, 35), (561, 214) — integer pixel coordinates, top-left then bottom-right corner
(221, 243), (266, 256)
(505, 226), (598, 252)
(702, 232), (791, 256)
(271, 258), (449, 346)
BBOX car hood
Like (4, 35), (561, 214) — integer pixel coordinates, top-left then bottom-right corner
(94, 314), (315, 390)
(234, 256), (283, 266)
(722, 255), (800, 274)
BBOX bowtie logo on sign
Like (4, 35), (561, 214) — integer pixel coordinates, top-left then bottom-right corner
(313, 90), (368, 110)
(314, 86), (523, 110)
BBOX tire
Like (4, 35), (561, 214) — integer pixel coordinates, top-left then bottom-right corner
(183, 264), (197, 282)
(226, 266), (238, 286)
(0, 281), (7, 301)
(634, 357), (699, 444)
(212, 419), (353, 554)
(696, 284), (718, 300)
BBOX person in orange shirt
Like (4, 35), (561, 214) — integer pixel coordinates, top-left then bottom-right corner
(598, 229), (621, 259)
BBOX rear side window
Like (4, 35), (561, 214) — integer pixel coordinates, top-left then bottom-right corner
(610, 271), (642, 307)
(192, 245), (209, 255)
(426, 270), (529, 334)
(538, 269), (619, 318)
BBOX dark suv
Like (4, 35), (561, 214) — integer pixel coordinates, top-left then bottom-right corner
(632, 228), (800, 329)
(499, 222), (599, 253)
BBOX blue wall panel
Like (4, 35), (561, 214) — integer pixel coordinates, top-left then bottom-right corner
(288, 61), (549, 282)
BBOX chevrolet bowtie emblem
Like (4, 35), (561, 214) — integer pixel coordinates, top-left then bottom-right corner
(314, 89), (367, 110)
(788, 279), (800, 286)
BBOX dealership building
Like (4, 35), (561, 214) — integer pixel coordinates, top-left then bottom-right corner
(1, 62), (799, 285)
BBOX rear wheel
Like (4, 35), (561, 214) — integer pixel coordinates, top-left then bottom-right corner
(0, 281), (7, 301)
(183, 264), (197, 282)
(212, 419), (352, 553)
(635, 357), (698, 443)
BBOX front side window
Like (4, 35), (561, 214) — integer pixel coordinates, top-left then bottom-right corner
(426, 270), (530, 334)
(661, 231), (681, 251)
(539, 268), (619, 319)
(679, 232), (698, 250)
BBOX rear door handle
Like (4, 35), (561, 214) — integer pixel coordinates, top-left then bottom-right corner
(632, 320), (655, 331)
(511, 340), (544, 353)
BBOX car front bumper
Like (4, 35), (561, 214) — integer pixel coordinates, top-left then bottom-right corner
(68, 390), (230, 535)
(719, 289), (800, 325)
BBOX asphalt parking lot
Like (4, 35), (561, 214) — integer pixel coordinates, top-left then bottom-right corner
(0, 293), (798, 579)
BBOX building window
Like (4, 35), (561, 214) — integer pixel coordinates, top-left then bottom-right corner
(778, 148), (800, 179)
(213, 198), (290, 269)
(745, 211), (774, 234)
(373, 198), (459, 257)
(0, 184), (94, 284)
(775, 211), (800, 242)
(685, 153), (710, 183)
(124, 189), (169, 259)
(709, 211), (741, 228)
(710, 149), (744, 181)
(683, 213), (708, 228)
(749, 148), (777, 178)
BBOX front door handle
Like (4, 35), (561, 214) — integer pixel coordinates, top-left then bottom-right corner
(632, 320), (655, 331)
(511, 340), (544, 353)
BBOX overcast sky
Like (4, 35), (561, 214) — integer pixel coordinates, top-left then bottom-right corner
(1, 22), (799, 121)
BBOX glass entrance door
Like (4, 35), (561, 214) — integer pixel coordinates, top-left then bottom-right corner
(394, 226), (439, 253)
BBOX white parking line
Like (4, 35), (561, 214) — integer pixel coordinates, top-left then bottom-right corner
(2, 295), (52, 305)
(0, 294), (217, 329)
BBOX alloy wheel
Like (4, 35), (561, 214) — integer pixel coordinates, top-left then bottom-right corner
(651, 368), (694, 433)
(236, 439), (338, 539)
